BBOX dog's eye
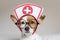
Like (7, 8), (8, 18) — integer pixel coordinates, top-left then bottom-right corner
(21, 20), (26, 24)
(30, 20), (34, 24)
(21, 21), (25, 24)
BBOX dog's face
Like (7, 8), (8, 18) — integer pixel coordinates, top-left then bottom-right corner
(19, 15), (38, 36)
(10, 14), (45, 36)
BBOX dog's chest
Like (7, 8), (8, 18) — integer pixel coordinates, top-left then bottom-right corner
(21, 34), (42, 40)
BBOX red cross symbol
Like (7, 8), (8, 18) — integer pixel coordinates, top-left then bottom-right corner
(22, 6), (33, 15)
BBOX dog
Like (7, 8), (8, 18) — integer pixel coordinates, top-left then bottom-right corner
(10, 14), (45, 40)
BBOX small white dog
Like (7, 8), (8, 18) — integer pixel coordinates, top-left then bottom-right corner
(10, 15), (45, 40)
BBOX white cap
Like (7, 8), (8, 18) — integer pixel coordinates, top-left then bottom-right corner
(14, 3), (43, 20)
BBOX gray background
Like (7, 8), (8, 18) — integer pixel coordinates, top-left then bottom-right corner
(0, 0), (60, 40)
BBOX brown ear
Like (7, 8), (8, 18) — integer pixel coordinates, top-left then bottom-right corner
(10, 15), (17, 24)
(39, 15), (46, 24)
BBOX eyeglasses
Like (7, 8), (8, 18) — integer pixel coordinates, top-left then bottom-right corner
(19, 19), (39, 28)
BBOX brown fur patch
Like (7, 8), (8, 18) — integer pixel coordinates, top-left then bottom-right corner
(27, 16), (37, 28)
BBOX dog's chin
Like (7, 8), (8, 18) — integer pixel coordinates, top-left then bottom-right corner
(23, 31), (32, 37)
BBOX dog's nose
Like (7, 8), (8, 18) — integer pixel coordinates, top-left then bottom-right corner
(25, 27), (29, 31)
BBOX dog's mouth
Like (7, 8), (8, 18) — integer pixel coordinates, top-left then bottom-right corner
(25, 31), (30, 33)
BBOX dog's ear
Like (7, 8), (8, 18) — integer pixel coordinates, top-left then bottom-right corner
(38, 15), (46, 24)
(10, 15), (17, 25)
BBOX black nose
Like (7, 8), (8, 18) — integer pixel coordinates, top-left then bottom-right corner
(25, 27), (29, 31)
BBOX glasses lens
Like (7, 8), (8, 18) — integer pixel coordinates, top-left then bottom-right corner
(29, 19), (37, 28)
(20, 20), (26, 28)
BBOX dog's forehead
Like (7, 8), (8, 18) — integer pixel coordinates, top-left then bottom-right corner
(21, 16), (35, 22)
